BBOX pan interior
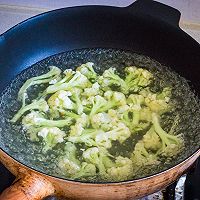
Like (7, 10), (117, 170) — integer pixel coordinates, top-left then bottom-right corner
(0, 48), (199, 183)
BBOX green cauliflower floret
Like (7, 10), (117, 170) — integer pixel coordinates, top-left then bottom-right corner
(69, 113), (89, 137)
(58, 142), (81, 177)
(95, 122), (131, 148)
(48, 89), (84, 117)
(124, 94), (144, 127)
(122, 94), (149, 132)
(91, 112), (113, 131)
(63, 68), (76, 79)
(139, 107), (152, 122)
(72, 162), (97, 179)
(82, 147), (113, 176)
(18, 66), (61, 106)
(127, 94), (145, 106)
(11, 98), (49, 123)
(82, 82), (102, 97)
(84, 91), (126, 116)
(103, 90), (126, 110)
(48, 90), (76, 118)
(140, 87), (172, 115)
(76, 62), (98, 82)
(98, 66), (152, 94)
(117, 105), (130, 114)
(22, 111), (72, 128)
(108, 109), (122, 126)
(107, 156), (133, 181)
(157, 87), (172, 99)
(152, 113), (183, 158)
(70, 88), (84, 115)
(38, 127), (66, 152)
(131, 141), (160, 173)
(89, 95), (108, 116)
(22, 126), (41, 142)
(46, 71), (91, 94)
(123, 67), (153, 94)
(143, 127), (162, 151)
(98, 68), (127, 92)
(68, 129), (100, 147)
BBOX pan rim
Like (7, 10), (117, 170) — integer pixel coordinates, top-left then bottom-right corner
(0, 4), (199, 185)
(0, 146), (199, 185)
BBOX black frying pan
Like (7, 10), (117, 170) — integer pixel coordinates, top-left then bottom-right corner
(0, 0), (199, 199)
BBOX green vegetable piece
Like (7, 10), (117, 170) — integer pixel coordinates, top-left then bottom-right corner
(98, 68), (127, 92)
(18, 66), (61, 106)
(58, 142), (81, 176)
(131, 141), (160, 173)
(89, 95), (108, 116)
(82, 82), (102, 97)
(11, 99), (49, 123)
(107, 156), (133, 181)
(82, 147), (113, 176)
(123, 67), (153, 94)
(22, 111), (72, 128)
(152, 113), (183, 158)
(71, 88), (84, 115)
(76, 62), (98, 82)
(46, 71), (91, 94)
(89, 91), (126, 116)
(38, 127), (66, 152)
(68, 129), (99, 147)
(140, 87), (172, 115)
(95, 122), (131, 148)
(72, 162), (97, 179)
(143, 127), (162, 151)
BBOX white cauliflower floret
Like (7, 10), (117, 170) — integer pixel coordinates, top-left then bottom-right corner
(48, 90), (74, 110)
(82, 147), (112, 176)
(82, 147), (99, 161)
(22, 111), (44, 127)
(38, 127), (66, 152)
(83, 82), (101, 97)
(11, 98), (49, 123)
(22, 111), (72, 128)
(46, 71), (92, 94)
(107, 156), (133, 181)
(104, 91), (126, 106)
(58, 142), (81, 176)
(95, 131), (112, 149)
(117, 105), (130, 114)
(76, 62), (97, 82)
(91, 112), (112, 131)
(95, 122), (131, 148)
(69, 113), (89, 136)
(63, 68), (75, 76)
(58, 158), (80, 176)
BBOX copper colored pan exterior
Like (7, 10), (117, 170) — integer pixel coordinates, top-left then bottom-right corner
(0, 149), (199, 200)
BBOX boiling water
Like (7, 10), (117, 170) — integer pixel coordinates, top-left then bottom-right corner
(0, 48), (199, 182)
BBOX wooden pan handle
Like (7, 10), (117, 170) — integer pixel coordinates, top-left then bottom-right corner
(0, 174), (55, 200)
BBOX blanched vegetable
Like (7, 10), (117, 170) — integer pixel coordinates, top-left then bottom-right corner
(98, 67), (152, 94)
(11, 99), (49, 123)
(38, 127), (66, 152)
(18, 66), (61, 106)
(11, 62), (183, 182)
(46, 71), (91, 94)
(107, 156), (133, 181)
(76, 62), (98, 82)
(22, 111), (72, 128)
(152, 113), (183, 158)
(58, 142), (81, 176)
